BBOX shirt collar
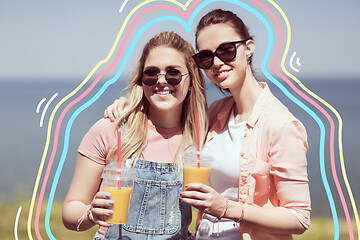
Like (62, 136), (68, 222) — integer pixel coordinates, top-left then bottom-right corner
(215, 96), (234, 128)
(213, 82), (271, 129)
(246, 82), (271, 128)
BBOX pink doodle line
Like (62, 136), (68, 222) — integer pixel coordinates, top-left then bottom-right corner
(34, 1), (202, 239)
(34, 0), (353, 239)
(250, 0), (353, 238)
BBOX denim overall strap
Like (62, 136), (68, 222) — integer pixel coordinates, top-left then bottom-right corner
(105, 159), (192, 240)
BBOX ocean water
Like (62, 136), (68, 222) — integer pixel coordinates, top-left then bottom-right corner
(0, 77), (359, 217)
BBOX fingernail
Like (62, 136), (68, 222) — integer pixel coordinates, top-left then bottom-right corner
(105, 193), (111, 198)
(108, 200), (115, 205)
(108, 210), (113, 215)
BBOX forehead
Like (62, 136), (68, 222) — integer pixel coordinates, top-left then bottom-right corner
(144, 46), (187, 69)
(197, 23), (240, 51)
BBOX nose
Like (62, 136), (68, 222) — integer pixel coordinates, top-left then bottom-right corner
(213, 55), (224, 67)
(156, 73), (167, 84)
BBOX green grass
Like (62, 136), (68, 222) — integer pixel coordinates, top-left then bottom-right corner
(2, 199), (357, 240)
(1, 199), (96, 240)
(293, 217), (358, 240)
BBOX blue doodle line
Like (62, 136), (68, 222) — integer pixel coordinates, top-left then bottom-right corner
(44, 1), (338, 239)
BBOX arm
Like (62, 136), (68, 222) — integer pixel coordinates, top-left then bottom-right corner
(231, 120), (310, 234)
(239, 119), (310, 234)
(104, 97), (130, 122)
(181, 184), (306, 235)
(181, 121), (310, 234)
(62, 153), (113, 231)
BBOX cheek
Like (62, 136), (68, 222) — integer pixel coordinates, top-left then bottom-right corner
(203, 69), (214, 79)
(143, 86), (152, 100)
(178, 80), (191, 98)
(203, 70), (219, 85)
(235, 50), (248, 65)
(185, 78), (192, 91)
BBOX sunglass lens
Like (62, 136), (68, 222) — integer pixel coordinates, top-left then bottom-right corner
(165, 69), (181, 85)
(217, 43), (236, 62)
(142, 69), (183, 86)
(142, 70), (158, 86)
(196, 51), (214, 69)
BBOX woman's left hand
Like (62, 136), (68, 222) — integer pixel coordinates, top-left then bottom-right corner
(180, 183), (226, 218)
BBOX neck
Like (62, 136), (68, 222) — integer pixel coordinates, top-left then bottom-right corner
(230, 68), (262, 123)
(147, 106), (182, 129)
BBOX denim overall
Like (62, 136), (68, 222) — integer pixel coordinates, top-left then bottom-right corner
(101, 159), (192, 240)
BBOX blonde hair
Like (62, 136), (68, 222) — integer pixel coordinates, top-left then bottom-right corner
(111, 32), (208, 165)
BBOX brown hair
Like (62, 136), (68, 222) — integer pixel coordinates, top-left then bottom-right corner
(196, 9), (253, 56)
(195, 9), (256, 92)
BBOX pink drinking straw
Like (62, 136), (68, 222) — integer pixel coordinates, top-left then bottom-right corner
(196, 113), (200, 168)
(117, 130), (122, 189)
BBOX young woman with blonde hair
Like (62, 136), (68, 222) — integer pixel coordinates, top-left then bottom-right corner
(62, 31), (208, 239)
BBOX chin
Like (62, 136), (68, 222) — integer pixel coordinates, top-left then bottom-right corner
(153, 103), (177, 111)
(217, 82), (230, 90)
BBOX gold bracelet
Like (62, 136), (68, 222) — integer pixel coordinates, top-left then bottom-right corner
(236, 202), (244, 223)
(218, 197), (229, 219)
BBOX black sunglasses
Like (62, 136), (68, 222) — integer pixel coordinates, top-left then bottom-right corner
(192, 40), (249, 69)
(142, 68), (189, 86)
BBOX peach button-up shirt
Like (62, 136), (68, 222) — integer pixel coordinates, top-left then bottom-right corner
(206, 83), (311, 240)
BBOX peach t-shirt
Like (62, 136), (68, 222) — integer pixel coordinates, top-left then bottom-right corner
(78, 118), (183, 165)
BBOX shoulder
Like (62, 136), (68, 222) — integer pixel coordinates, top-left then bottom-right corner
(208, 97), (233, 121)
(85, 118), (118, 142)
(263, 94), (307, 139)
(78, 118), (118, 165)
(209, 96), (233, 112)
(91, 118), (117, 131)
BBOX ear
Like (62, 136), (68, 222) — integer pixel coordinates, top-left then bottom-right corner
(245, 39), (255, 59)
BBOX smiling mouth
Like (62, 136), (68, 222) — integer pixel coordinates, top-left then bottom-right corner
(155, 90), (174, 95)
(216, 70), (231, 77)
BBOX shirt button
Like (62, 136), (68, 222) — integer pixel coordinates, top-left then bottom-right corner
(244, 133), (247, 137)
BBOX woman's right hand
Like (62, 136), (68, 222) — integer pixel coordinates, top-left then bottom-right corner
(104, 97), (129, 122)
(90, 191), (115, 227)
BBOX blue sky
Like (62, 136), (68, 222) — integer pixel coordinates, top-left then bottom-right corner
(0, 0), (359, 81)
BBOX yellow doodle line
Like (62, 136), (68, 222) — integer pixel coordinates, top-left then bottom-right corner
(26, 0), (193, 239)
(268, 0), (360, 238)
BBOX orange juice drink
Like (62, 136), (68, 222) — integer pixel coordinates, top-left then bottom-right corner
(104, 187), (133, 224)
(183, 166), (211, 190)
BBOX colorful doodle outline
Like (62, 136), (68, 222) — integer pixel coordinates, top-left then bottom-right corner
(25, 0), (359, 239)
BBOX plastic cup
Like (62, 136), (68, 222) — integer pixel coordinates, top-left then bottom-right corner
(101, 162), (135, 224)
(182, 145), (213, 190)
